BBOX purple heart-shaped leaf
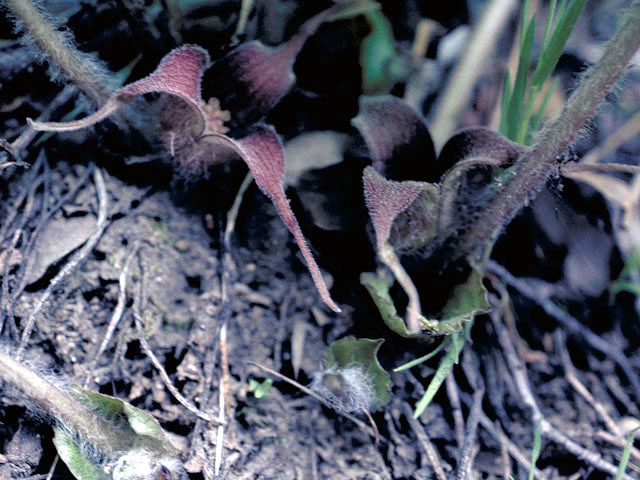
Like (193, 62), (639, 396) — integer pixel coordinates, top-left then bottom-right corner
(30, 45), (210, 142)
(362, 166), (428, 252)
(352, 96), (436, 182)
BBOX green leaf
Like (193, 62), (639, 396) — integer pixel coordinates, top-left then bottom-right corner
(528, 420), (542, 480)
(527, 78), (557, 143)
(616, 427), (640, 480)
(507, 15), (535, 140)
(360, 9), (397, 94)
(71, 386), (178, 455)
(122, 403), (172, 444)
(619, 250), (640, 278)
(540, 0), (557, 51)
(413, 323), (470, 417)
(249, 378), (273, 399)
(325, 337), (391, 409)
(610, 280), (640, 296)
(499, 72), (512, 136)
(531, 0), (587, 90)
(361, 266), (488, 337)
(393, 338), (450, 372)
(327, 0), (381, 22)
(53, 427), (109, 480)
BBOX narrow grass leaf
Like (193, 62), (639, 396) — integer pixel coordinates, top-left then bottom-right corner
(527, 78), (558, 143)
(393, 338), (450, 372)
(615, 427), (640, 480)
(507, 15), (535, 140)
(499, 72), (512, 136)
(618, 250), (640, 278)
(528, 420), (542, 480)
(610, 280), (640, 296)
(531, 0), (587, 89)
(541, 0), (557, 50)
(413, 324), (469, 417)
(519, 0), (532, 48)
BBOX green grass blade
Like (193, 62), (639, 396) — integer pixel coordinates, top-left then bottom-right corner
(619, 251), (640, 278)
(528, 78), (558, 142)
(541, 0), (558, 50)
(610, 280), (640, 296)
(528, 420), (542, 480)
(507, 15), (536, 140)
(413, 326), (469, 418)
(394, 338), (450, 372)
(555, 0), (569, 27)
(616, 427), (640, 480)
(499, 72), (512, 136)
(519, 0), (532, 47)
(531, 0), (587, 90)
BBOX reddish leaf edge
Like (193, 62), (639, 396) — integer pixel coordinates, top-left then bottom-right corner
(28, 45), (210, 137)
(362, 166), (427, 252)
(202, 126), (341, 313)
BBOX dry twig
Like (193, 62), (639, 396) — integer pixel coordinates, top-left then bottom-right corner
(446, 373), (466, 452)
(84, 244), (138, 387)
(486, 260), (640, 403)
(17, 166), (108, 359)
(133, 254), (222, 425)
(248, 361), (382, 442)
(456, 389), (484, 480)
(489, 290), (636, 479)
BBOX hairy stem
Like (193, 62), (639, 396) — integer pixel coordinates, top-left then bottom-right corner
(460, 0), (640, 263)
(0, 349), (138, 455)
(4, 0), (112, 105)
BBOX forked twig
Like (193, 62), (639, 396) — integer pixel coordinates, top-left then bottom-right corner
(84, 244), (138, 387)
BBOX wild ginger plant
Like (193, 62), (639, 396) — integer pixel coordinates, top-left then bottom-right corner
(4, 0), (380, 314)
(4, 0), (640, 426)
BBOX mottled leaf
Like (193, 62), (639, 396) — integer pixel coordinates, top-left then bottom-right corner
(325, 337), (390, 410)
(200, 125), (340, 312)
(352, 96), (437, 182)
